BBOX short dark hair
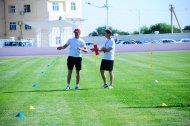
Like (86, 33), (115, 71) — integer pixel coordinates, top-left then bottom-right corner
(105, 29), (112, 35)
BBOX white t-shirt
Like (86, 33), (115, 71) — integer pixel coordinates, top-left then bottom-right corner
(66, 38), (86, 57)
(103, 38), (115, 60)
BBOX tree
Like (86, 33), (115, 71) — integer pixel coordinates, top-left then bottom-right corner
(95, 26), (107, 36)
(88, 31), (98, 37)
(150, 23), (180, 33)
(184, 25), (190, 30)
(117, 31), (130, 35)
(88, 26), (129, 36)
(183, 25), (190, 32)
(140, 26), (151, 34)
(132, 30), (139, 35)
(112, 29), (129, 35)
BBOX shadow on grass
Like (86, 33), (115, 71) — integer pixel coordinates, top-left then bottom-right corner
(119, 105), (190, 109)
(2, 87), (102, 94)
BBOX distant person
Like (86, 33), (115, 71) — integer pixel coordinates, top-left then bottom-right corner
(91, 29), (115, 88)
(57, 28), (88, 90)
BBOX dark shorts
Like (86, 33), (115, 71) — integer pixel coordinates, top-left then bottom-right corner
(67, 56), (82, 71)
(100, 59), (114, 71)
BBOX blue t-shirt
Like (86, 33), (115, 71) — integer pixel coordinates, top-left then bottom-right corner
(103, 38), (115, 60)
(66, 38), (86, 57)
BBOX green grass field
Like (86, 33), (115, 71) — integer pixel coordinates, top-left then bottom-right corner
(0, 52), (190, 126)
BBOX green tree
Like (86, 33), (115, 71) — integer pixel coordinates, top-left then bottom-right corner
(112, 29), (129, 35)
(95, 26), (107, 36)
(88, 31), (98, 37)
(150, 23), (180, 33)
(132, 30), (139, 35)
(117, 31), (130, 35)
(140, 26), (151, 34)
(88, 26), (129, 36)
(183, 25), (190, 32)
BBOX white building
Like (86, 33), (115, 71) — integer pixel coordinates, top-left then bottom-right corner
(0, 0), (5, 39)
(0, 0), (84, 47)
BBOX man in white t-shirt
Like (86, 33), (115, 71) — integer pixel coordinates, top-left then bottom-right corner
(91, 29), (115, 88)
(57, 28), (88, 90)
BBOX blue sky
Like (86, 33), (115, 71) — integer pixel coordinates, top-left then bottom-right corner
(81, 0), (190, 36)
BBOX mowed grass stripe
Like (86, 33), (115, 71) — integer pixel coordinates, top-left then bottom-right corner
(0, 57), (57, 91)
(37, 55), (103, 126)
(0, 56), (73, 125)
(62, 55), (125, 125)
(0, 52), (190, 126)
(0, 57), (58, 113)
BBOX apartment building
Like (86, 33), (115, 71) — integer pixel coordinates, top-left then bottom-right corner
(0, 0), (84, 47)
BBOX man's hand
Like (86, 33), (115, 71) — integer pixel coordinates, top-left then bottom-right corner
(100, 47), (112, 53)
(101, 47), (106, 51)
(57, 46), (63, 50)
(77, 47), (83, 51)
(90, 48), (95, 52)
(77, 47), (88, 52)
(100, 47), (106, 53)
(90, 48), (100, 52)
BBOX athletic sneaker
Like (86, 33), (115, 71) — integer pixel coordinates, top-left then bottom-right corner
(109, 85), (113, 89)
(102, 84), (109, 88)
(65, 86), (70, 90)
(75, 86), (79, 90)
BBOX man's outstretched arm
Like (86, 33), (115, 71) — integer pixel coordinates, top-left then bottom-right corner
(57, 44), (69, 50)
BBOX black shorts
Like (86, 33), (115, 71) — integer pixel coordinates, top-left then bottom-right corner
(100, 59), (114, 71)
(67, 56), (82, 71)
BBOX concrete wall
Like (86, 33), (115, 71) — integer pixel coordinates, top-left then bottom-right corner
(0, 43), (190, 56)
(82, 33), (190, 45)
(117, 33), (190, 42)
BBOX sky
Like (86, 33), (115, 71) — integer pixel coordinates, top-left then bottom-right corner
(81, 0), (190, 36)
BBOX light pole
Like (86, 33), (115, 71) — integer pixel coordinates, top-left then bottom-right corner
(86, 0), (111, 29)
(128, 9), (141, 34)
(105, 0), (109, 29)
(169, 4), (183, 33)
(169, 4), (173, 33)
(138, 9), (141, 34)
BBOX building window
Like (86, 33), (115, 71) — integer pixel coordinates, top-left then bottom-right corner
(9, 22), (16, 30)
(25, 24), (32, 30)
(71, 2), (76, 11)
(8, 5), (15, 13)
(56, 37), (61, 44)
(24, 5), (31, 13)
(52, 2), (59, 11)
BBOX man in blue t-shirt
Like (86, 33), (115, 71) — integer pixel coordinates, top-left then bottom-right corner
(57, 28), (88, 90)
(91, 29), (115, 89)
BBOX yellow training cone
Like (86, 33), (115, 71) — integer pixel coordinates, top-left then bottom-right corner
(161, 103), (167, 107)
(29, 105), (35, 110)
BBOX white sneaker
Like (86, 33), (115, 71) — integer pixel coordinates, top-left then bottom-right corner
(109, 85), (113, 89)
(102, 84), (109, 88)
(65, 86), (70, 90)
